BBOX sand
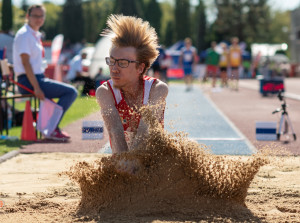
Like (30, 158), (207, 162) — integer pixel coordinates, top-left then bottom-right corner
(0, 107), (299, 222)
(0, 153), (299, 222)
(1, 116), (300, 223)
(65, 112), (268, 218)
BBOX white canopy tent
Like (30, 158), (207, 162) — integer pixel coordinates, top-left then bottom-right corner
(88, 36), (112, 78)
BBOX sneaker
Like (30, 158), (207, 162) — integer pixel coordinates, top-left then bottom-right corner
(59, 129), (70, 139)
(45, 129), (70, 141)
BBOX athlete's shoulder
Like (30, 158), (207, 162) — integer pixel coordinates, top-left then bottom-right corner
(144, 76), (156, 81)
(230, 45), (240, 50)
(152, 79), (168, 97)
(96, 81), (110, 98)
(191, 46), (197, 52)
(96, 81), (117, 109)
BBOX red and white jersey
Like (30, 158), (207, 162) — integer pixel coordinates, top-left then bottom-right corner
(107, 76), (157, 149)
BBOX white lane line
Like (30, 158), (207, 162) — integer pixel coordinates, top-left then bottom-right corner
(285, 92), (300, 101)
(203, 91), (257, 154)
(190, 137), (244, 141)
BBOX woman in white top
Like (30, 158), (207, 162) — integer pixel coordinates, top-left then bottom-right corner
(13, 4), (78, 141)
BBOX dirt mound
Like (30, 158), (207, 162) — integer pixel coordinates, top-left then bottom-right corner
(67, 106), (267, 219)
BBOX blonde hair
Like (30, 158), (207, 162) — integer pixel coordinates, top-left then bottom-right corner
(102, 14), (159, 75)
(231, 37), (239, 44)
(27, 4), (46, 16)
(184, 37), (192, 44)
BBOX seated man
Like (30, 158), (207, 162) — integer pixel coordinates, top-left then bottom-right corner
(65, 52), (95, 96)
(96, 15), (168, 155)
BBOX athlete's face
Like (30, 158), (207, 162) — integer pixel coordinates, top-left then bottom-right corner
(108, 46), (144, 89)
(27, 7), (45, 31)
(232, 38), (239, 45)
(185, 41), (192, 49)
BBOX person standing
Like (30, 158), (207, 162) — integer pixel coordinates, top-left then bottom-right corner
(205, 41), (220, 89)
(219, 42), (229, 87)
(179, 37), (197, 91)
(229, 37), (242, 91)
(13, 4), (78, 141)
(158, 46), (169, 84)
(96, 14), (168, 155)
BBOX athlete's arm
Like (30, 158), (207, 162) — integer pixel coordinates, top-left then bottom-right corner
(96, 82), (129, 154)
(20, 53), (45, 100)
(179, 51), (183, 67)
(132, 80), (168, 149)
(147, 80), (169, 123)
(239, 47), (243, 64)
(193, 48), (198, 66)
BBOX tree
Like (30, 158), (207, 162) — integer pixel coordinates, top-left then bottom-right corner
(113, 0), (144, 18)
(62, 0), (84, 44)
(21, 0), (28, 13)
(193, 0), (207, 51)
(175, 0), (190, 41)
(145, 0), (162, 40)
(43, 2), (62, 40)
(213, 0), (242, 42)
(244, 0), (272, 43)
(11, 4), (26, 31)
(83, 0), (99, 43)
(212, 0), (271, 44)
(164, 20), (175, 47)
(82, 0), (113, 43)
(159, 0), (174, 45)
(269, 10), (290, 44)
(1, 0), (13, 32)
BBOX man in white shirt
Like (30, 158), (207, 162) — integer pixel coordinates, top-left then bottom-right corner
(13, 4), (78, 141)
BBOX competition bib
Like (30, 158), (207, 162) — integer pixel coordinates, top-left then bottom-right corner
(184, 53), (193, 62)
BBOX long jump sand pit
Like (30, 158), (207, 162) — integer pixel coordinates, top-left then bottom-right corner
(1, 130), (300, 222)
(1, 113), (299, 222)
(0, 153), (299, 222)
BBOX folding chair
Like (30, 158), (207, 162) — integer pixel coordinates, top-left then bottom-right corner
(0, 59), (38, 136)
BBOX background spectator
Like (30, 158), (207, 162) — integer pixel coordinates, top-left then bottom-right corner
(65, 52), (95, 96)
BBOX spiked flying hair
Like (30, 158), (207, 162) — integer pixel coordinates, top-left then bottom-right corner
(102, 14), (159, 75)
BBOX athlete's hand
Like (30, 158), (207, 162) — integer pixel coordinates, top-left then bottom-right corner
(115, 158), (141, 175)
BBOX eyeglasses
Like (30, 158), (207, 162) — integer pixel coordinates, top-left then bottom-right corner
(29, 15), (45, 19)
(105, 57), (139, 68)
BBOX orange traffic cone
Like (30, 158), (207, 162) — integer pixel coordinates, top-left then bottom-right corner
(21, 101), (37, 141)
